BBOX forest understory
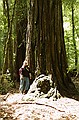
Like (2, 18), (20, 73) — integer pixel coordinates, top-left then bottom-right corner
(0, 75), (79, 120)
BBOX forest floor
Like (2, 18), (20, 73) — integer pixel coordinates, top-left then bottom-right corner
(0, 77), (79, 120)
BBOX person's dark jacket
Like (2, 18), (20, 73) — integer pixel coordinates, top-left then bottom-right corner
(19, 65), (31, 78)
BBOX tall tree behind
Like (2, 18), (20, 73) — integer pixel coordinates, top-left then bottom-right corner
(15, 0), (27, 80)
(2, 0), (8, 73)
(71, 2), (77, 68)
(2, 0), (16, 80)
(63, 0), (78, 71)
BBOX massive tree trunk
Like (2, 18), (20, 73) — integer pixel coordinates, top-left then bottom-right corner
(26, 0), (79, 99)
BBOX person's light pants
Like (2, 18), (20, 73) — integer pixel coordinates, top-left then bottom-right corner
(19, 77), (30, 93)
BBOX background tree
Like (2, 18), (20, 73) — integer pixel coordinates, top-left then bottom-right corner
(0, 1), (4, 71)
(15, 0), (27, 81)
(2, 0), (16, 81)
(71, 2), (77, 68)
(63, 0), (79, 72)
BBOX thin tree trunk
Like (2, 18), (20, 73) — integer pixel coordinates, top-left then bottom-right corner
(2, 0), (16, 81)
(72, 3), (77, 68)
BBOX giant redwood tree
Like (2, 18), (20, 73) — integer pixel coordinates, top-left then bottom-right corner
(26, 0), (79, 99)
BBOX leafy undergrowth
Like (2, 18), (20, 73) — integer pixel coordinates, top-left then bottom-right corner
(0, 74), (19, 95)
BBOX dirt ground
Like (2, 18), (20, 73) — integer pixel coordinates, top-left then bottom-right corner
(0, 77), (79, 120)
(0, 93), (79, 119)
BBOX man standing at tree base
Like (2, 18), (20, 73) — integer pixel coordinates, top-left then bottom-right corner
(19, 60), (31, 94)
